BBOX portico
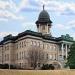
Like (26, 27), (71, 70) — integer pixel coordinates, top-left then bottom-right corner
(61, 41), (72, 60)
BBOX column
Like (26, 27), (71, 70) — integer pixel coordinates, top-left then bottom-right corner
(61, 43), (64, 60)
(38, 24), (40, 32)
(47, 24), (49, 34)
(65, 44), (67, 59)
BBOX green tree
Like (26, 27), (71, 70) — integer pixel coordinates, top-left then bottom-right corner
(66, 42), (75, 69)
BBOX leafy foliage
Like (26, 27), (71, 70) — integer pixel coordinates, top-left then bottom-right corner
(0, 64), (17, 69)
(66, 42), (75, 69)
(41, 64), (54, 70)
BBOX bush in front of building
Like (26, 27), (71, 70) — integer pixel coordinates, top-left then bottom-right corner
(3, 64), (9, 69)
(0, 64), (8, 69)
(0, 64), (17, 69)
(0, 64), (3, 69)
(41, 64), (54, 70)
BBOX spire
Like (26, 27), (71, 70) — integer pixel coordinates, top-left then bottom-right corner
(43, 5), (45, 10)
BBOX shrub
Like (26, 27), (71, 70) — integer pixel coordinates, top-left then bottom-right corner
(0, 64), (3, 69)
(69, 64), (75, 69)
(0, 64), (17, 69)
(41, 64), (54, 70)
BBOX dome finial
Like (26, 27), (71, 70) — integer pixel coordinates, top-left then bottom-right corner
(43, 5), (45, 10)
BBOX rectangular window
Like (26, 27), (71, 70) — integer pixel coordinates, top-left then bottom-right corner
(7, 54), (9, 61)
(24, 41), (26, 46)
(22, 51), (24, 59)
(47, 44), (49, 49)
(59, 55), (62, 59)
(37, 42), (40, 47)
(20, 42), (21, 48)
(5, 46), (6, 51)
(43, 44), (44, 49)
(53, 54), (56, 60)
(22, 42), (23, 48)
(49, 55), (52, 60)
(42, 26), (45, 30)
(55, 54), (57, 60)
(20, 52), (21, 60)
(24, 51), (26, 59)
(46, 54), (48, 60)
(6, 46), (9, 50)
(54, 46), (55, 50)
(5, 54), (6, 61)
(34, 41), (36, 46)
(20, 63), (21, 68)
(16, 44), (18, 49)
(16, 53), (18, 60)
(38, 63), (40, 67)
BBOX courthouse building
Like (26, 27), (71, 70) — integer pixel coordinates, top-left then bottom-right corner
(0, 6), (74, 69)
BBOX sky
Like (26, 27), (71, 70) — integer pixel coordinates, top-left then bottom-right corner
(0, 0), (75, 40)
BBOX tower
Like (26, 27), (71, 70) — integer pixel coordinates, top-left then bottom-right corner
(36, 5), (52, 36)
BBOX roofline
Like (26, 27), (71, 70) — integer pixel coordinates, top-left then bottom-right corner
(0, 30), (74, 45)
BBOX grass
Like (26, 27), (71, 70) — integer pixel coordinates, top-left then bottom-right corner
(0, 69), (75, 75)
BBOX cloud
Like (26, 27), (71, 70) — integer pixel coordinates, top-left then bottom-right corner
(0, 0), (75, 40)
(0, 31), (18, 41)
(0, 10), (25, 21)
(1, 0), (75, 22)
(1, 0), (75, 20)
(42, 1), (75, 15)
(0, 32), (18, 37)
(55, 20), (75, 30)
(0, 0), (10, 10)
(0, 0), (25, 21)
(52, 21), (75, 40)
(16, 0), (30, 12)
(0, 0), (17, 12)
(0, 18), (8, 22)
(52, 20), (75, 40)
(54, 24), (72, 32)
(22, 22), (37, 31)
(68, 20), (75, 28)
(18, 0), (75, 16)
(71, 33), (75, 40)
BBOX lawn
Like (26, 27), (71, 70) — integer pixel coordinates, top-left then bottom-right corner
(0, 69), (75, 75)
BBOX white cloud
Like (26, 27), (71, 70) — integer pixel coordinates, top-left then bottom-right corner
(19, 0), (29, 7)
(0, 32), (18, 37)
(68, 20), (75, 28)
(71, 33), (75, 40)
(55, 24), (70, 30)
(54, 20), (75, 31)
(18, 0), (75, 16)
(0, 10), (25, 21)
(1, 0), (75, 18)
(1, 0), (75, 22)
(0, 0), (17, 12)
(9, 0), (17, 10)
(52, 22), (75, 40)
(0, 18), (8, 22)
(0, 1), (10, 10)
(16, 0), (29, 12)
(0, 0), (25, 21)
(43, 1), (75, 15)
(22, 22), (37, 31)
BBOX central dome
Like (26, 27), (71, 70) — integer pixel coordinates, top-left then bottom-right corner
(38, 10), (50, 22)
(36, 7), (52, 25)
